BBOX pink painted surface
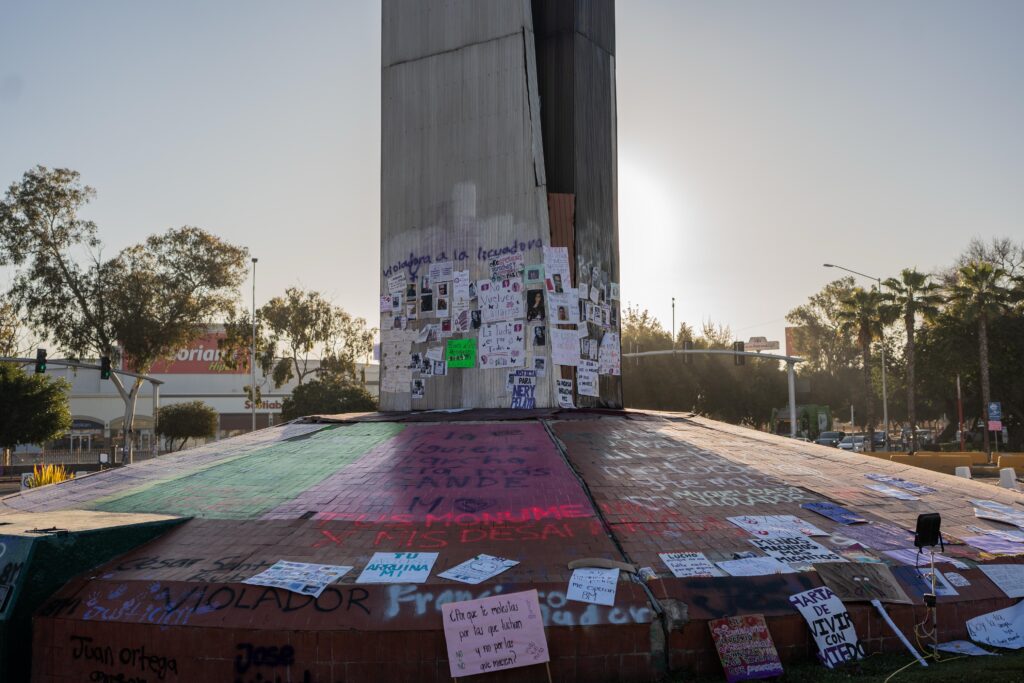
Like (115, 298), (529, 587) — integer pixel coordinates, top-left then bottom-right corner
(442, 589), (550, 677)
(270, 422), (596, 524)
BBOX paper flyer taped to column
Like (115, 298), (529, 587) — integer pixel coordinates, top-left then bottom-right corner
(477, 277), (525, 323)
(556, 379), (575, 408)
(659, 552), (724, 578)
(478, 321), (526, 369)
(550, 328), (582, 366)
(356, 552), (439, 584)
(387, 272), (406, 294)
(577, 360), (599, 397)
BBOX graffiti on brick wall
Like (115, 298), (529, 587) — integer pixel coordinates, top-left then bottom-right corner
(382, 584), (652, 627)
(70, 634), (179, 681)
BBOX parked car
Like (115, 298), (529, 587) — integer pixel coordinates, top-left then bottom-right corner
(872, 431), (889, 450)
(838, 435), (866, 452)
(815, 431), (846, 447)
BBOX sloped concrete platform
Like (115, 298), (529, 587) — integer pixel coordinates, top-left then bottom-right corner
(4, 411), (1023, 682)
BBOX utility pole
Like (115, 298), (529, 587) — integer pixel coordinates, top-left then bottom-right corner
(671, 297), (676, 351)
(251, 257), (258, 433)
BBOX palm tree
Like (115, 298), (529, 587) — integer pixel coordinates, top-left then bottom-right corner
(836, 287), (890, 451)
(882, 269), (943, 454)
(947, 261), (1013, 458)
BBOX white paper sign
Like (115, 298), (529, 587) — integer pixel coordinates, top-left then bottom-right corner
(716, 556), (796, 576)
(379, 294), (393, 312)
(789, 587), (864, 668)
(577, 360), (599, 397)
(967, 600), (1024, 649)
(478, 321), (526, 369)
(453, 270), (471, 302)
(477, 278), (525, 323)
(567, 567), (619, 606)
(546, 288), (580, 324)
(356, 552), (439, 584)
(865, 484), (919, 501)
(429, 261), (454, 283)
(930, 641), (995, 656)
(438, 554), (519, 585)
(659, 552), (724, 578)
(978, 564), (1024, 598)
(945, 572), (971, 587)
(556, 379), (575, 409)
(728, 515), (828, 538)
(749, 535), (846, 568)
(387, 272), (407, 294)
(243, 561), (353, 598)
(489, 252), (524, 278)
(550, 328), (581, 366)
(972, 499), (1024, 528)
(915, 568), (959, 597)
(598, 332), (621, 376)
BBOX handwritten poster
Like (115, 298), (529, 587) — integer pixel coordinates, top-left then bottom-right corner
(556, 379), (575, 409)
(355, 552), (439, 584)
(749, 536), (846, 568)
(478, 321), (526, 369)
(510, 369), (537, 409)
(716, 557), (796, 577)
(566, 567), (619, 606)
(446, 338), (476, 368)
(728, 515), (828, 538)
(789, 587), (864, 668)
(577, 360), (599, 397)
(387, 272), (407, 294)
(547, 288), (580, 324)
(489, 252), (524, 279)
(708, 615), (784, 683)
(801, 502), (866, 525)
(598, 332), (621, 375)
(659, 552), (724, 578)
(453, 270), (471, 302)
(477, 278), (525, 323)
(966, 600), (1024, 649)
(542, 246), (570, 291)
(438, 554), (519, 585)
(242, 561), (352, 598)
(550, 328), (581, 366)
(971, 499), (1024, 528)
(442, 589), (549, 677)
(978, 564), (1024, 598)
(429, 260), (454, 283)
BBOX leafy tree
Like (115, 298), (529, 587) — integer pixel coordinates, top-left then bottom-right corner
(156, 401), (219, 451)
(946, 260), (1015, 455)
(0, 363), (72, 465)
(0, 166), (249, 462)
(882, 269), (943, 452)
(785, 277), (859, 374)
(0, 301), (37, 358)
(280, 375), (377, 421)
(835, 287), (891, 450)
(222, 287), (375, 388)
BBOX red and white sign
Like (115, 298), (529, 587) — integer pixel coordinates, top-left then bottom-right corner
(148, 332), (248, 374)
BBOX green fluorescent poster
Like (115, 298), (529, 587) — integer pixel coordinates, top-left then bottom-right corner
(446, 338), (476, 368)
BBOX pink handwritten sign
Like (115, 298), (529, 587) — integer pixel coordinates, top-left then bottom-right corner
(441, 589), (550, 678)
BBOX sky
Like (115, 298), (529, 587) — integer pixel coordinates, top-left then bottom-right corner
(2, 1), (1022, 350)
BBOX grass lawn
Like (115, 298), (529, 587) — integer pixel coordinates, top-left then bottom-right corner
(685, 650), (1024, 682)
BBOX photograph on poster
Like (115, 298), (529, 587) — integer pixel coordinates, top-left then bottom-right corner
(533, 325), (546, 347)
(527, 289), (545, 321)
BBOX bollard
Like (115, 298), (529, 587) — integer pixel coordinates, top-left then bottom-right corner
(955, 466), (972, 479)
(998, 468), (1019, 491)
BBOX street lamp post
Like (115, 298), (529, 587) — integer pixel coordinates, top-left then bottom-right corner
(824, 263), (889, 451)
(251, 257), (258, 433)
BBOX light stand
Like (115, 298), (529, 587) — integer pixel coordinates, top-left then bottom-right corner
(914, 513), (943, 654)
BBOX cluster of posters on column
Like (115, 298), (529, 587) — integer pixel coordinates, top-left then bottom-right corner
(379, 245), (621, 405)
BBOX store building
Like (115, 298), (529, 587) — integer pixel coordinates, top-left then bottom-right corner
(19, 330), (379, 456)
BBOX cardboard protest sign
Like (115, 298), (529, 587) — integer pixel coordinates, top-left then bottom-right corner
(659, 551), (724, 578)
(708, 615), (784, 683)
(813, 562), (912, 604)
(748, 535), (845, 568)
(356, 552), (438, 584)
(930, 641), (995, 657)
(442, 589), (550, 677)
(837, 523), (914, 551)
(789, 587), (864, 668)
(566, 567), (619, 606)
(729, 515), (828, 538)
(477, 277), (525, 323)
(556, 379), (575, 409)
(801, 502), (866, 525)
(965, 535), (1024, 555)
(967, 600), (1024, 649)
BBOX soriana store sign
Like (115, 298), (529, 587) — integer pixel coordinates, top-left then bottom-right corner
(148, 332), (248, 374)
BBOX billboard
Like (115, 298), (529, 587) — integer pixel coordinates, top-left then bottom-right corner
(147, 332), (248, 374)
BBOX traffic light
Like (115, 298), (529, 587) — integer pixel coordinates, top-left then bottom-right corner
(34, 349), (47, 374)
(100, 356), (112, 380)
(683, 340), (694, 364)
(733, 341), (745, 366)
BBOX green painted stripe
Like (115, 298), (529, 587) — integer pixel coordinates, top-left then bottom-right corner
(90, 423), (403, 519)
